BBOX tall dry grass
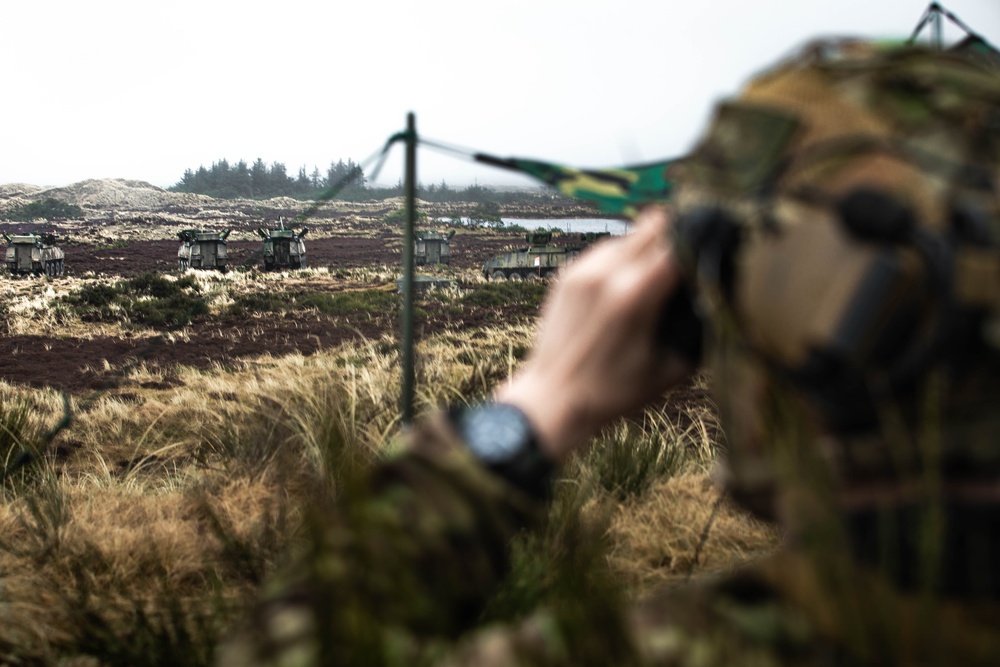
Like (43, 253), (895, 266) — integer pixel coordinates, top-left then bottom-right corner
(0, 281), (776, 664)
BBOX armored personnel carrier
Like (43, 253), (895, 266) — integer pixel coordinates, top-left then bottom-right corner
(256, 222), (307, 270)
(3, 232), (65, 276)
(177, 229), (230, 271)
(483, 230), (610, 280)
(415, 229), (456, 265)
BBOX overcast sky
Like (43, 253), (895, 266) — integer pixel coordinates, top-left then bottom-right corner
(3, 0), (998, 189)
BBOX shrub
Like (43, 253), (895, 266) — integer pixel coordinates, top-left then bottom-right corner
(225, 292), (287, 318)
(384, 209), (428, 226)
(130, 294), (209, 326)
(5, 198), (84, 222)
(62, 274), (207, 328)
(300, 290), (397, 316)
(461, 281), (546, 309)
(73, 283), (119, 309)
(468, 201), (503, 228)
(130, 273), (198, 299)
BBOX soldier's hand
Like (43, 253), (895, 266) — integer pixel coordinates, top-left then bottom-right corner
(496, 207), (692, 464)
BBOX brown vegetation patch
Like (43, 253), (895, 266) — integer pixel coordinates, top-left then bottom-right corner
(0, 320), (380, 393)
(0, 289), (541, 393)
(606, 473), (778, 592)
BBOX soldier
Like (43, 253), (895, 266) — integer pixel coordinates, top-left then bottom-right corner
(220, 38), (1000, 666)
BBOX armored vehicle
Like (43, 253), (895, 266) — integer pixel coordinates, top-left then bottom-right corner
(415, 230), (455, 265)
(177, 229), (230, 271)
(3, 232), (65, 276)
(483, 230), (610, 280)
(256, 222), (307, 270)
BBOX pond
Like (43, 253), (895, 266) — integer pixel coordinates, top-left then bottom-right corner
(436, 217), (629, 236)
(502, 218), (628, 236)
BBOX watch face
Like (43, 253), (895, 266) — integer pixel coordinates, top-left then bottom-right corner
(459, 403), (532, 464)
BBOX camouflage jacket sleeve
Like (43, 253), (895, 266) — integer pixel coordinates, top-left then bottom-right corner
(217, 413), (546, 666)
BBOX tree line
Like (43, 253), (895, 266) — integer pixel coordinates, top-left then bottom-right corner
(169, 159), (368, 200)
(169, 158), (574, 206)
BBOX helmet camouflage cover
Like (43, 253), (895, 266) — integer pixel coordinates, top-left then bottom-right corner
(672, 39), (1000, 518)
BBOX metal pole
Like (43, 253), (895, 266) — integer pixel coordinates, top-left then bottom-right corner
(401, 112), (417, 425)
(931, 4), (943, 49)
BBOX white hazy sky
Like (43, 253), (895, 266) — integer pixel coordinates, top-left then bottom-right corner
(3, 0), (998, 189)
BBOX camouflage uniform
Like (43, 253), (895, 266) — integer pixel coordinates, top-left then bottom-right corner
(220, 41), (1000, 667)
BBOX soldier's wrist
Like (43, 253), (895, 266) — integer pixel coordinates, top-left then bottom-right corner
(494, 373), (598, 465)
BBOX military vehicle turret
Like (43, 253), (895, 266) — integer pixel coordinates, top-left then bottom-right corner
(3, 232), (65, 276)
(256, 221), (307, 270)
(177, 229), (230, 271)
(483, 230), (610, 280)
(415, 229), (455, 266)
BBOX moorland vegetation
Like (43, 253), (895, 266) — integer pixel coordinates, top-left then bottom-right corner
(0, 189), (777, 664)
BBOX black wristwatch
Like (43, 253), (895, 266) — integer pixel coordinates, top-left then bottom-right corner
(449, 402), (556, 500)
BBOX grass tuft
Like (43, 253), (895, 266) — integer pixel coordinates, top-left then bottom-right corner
(63, 273), (208, 328)
(0, 398), (46, 492)
(0, 473), (70, 561)
(586, 426), (687, 500)
(461, 281), (547, 308)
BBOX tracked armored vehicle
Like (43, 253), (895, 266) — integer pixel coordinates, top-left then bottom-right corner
(415, 230), (456, 266)
(177, 229), (230, 271)
(3, 232), (65, 276)
(257, 222), (307, 270)
(483, 231), (610, 280)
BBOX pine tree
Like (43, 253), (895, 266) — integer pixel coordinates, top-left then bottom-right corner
(250, 158), (268, 197)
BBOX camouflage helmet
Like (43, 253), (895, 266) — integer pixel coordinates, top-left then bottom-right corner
(671, 39), (1000, 519)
